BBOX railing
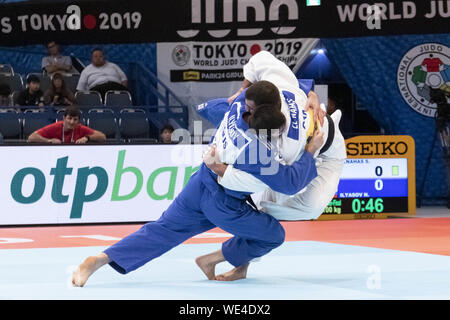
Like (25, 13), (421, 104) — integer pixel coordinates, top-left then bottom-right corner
(130, 62), (187, 108)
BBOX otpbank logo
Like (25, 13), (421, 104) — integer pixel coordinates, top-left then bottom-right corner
(9, 150), (199, 219)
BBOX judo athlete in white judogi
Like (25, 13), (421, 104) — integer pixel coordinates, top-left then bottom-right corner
(71, 78), (325, 286)
(196, 51), (347, 281)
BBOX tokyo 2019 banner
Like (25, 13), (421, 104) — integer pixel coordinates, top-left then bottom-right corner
(156, 39), (319, 135)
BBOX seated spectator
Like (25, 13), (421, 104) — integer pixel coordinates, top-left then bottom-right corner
(159, 124), (175, 144)
(27, 106), (106, 144)
(15, 75), (44, 107)
(42, 41), (73, 76)
(0, 83), (11, 106)
(43, 73), (76, 106)
(76, 48), (128, 101)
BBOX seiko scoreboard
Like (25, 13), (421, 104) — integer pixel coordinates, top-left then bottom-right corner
(319, 135), (416, 220)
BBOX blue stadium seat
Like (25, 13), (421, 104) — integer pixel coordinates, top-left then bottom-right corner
(118, 108), (153, 142)
(0, 64), (14, 75)
(63, 74), (80, 93)
(86, 108), (119, 141)
(0, 108), (22, 141)
(104, 90), (133, 107)
(11, 91), (21, 106)
(22, 109), (54, 139)
(0, 74), (24, 92)
(75, 90), (103, 107)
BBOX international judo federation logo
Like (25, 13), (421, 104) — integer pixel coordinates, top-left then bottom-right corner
(397, 43), (450, 117)
(172, 45), (190, 66)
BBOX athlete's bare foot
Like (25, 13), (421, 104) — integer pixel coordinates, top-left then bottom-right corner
(215, 263), (249, 281)
(195, 250), (226, 280)
(72, 253), (110, 287)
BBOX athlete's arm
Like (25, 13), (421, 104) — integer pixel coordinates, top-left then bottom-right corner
(243, 50), (299, 90)
(196, 98), (232, 127)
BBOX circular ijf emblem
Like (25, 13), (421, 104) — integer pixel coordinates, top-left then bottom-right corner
(397, 43), (450, 117)
(172, 45), (190, 66)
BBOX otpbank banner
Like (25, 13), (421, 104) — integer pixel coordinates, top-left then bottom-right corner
(0, 144), (205, 225)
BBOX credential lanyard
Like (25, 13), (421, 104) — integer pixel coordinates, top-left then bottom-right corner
(62, 125), (74, 143)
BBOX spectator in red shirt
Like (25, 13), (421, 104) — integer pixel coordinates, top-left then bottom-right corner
(27, 106), (106, 144)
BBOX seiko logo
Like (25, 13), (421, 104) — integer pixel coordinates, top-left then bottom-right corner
(177, 0), (299, 39)
(346, 142), (408, 156)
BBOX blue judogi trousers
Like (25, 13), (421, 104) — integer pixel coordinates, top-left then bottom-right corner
(103, 164), (285, 274)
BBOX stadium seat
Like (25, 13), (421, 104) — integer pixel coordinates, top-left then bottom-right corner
(0, 74), (24, 92)
(0, 108), (22, 141)
(75, 91), (103, 107)
(2, 94), (13, 107)
(0, 64), (14, 74)
(118, 108), (152, 142)
(86, 108), (119, 141)
(63, 74), (80, 93)
(104, 90), (133, 107)
(11, 91), (21, 106)
(22, 109), (54, 139)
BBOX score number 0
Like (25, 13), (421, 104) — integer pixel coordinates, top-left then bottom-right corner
(352, 165), (384, 213)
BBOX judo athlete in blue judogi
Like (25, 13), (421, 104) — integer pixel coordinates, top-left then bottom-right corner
(71, 81), (325, 287)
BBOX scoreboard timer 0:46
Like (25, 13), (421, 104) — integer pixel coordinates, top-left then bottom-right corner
(319, 135), (416, 220)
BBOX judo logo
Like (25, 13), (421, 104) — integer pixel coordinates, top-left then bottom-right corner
(177, 0), (299, 39)
(397, 43), (450, 117)
(172, 45), (190, 66)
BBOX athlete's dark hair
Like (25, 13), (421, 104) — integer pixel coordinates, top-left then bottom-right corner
(245, 80), (285, 135)
(245, 80), (281, 111)
(248, 104), (285, 135)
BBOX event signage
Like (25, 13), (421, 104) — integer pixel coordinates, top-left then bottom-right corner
(156, 38), (318, 119)
(0, 144), (204, 225)
(0, 137), (415, 226)
(397, 42), (450, 118)
(0, 0), (448, 46)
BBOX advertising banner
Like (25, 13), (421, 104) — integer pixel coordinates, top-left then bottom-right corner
(0, 0), (448, 46)
(0, 144), (204, 225)
(156, 38), (318, 134)
(0, 136), (416, 225)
